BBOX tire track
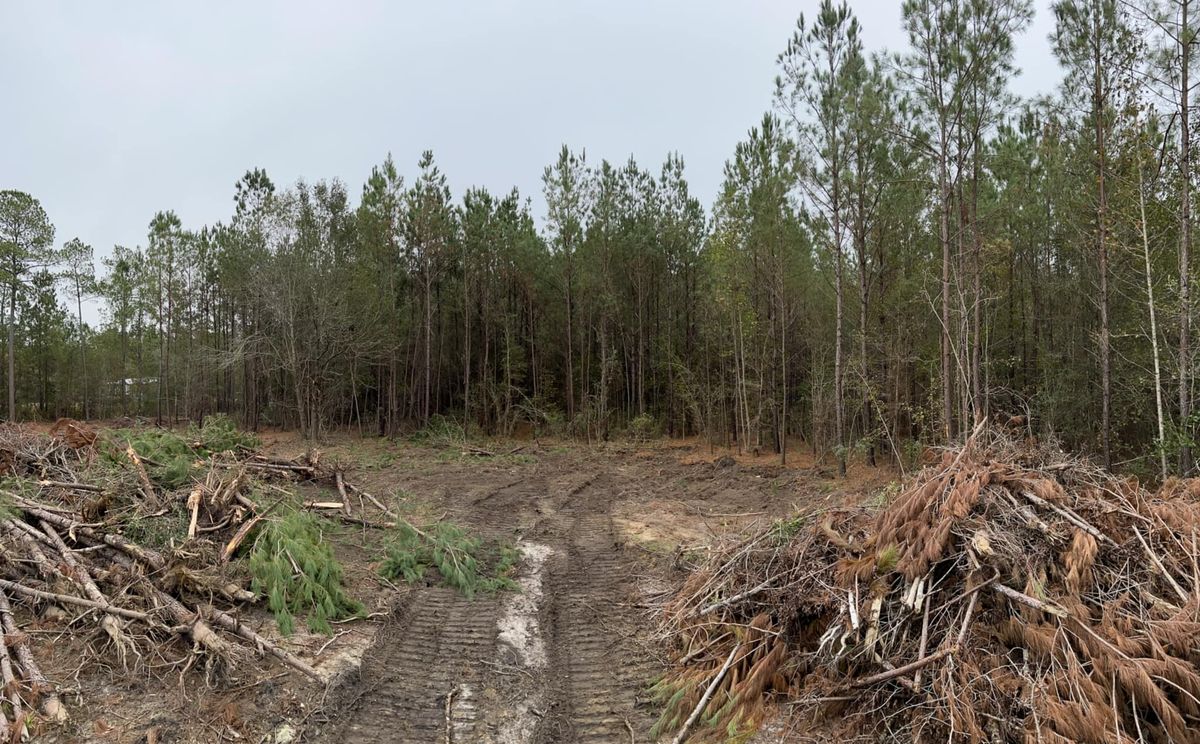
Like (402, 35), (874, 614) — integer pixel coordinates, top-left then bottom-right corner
(537, 489), (658, 742)
(309, 587), (500, 744)
(309, 467), (660, 744)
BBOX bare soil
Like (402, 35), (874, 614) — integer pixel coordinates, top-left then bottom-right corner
(30, 434), (893, 743)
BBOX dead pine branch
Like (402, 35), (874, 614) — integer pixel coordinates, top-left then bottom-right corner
(656, 427), (1200, 741)
(38, 521), (131, 656)
(670, 642), (742, 744)
(0, 587), (68, 722)
(851, 646), (955, 688)
(125, 444), (159, 505)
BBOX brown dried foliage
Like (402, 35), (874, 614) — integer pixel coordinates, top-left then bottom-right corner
(657, 427), (1200, 742)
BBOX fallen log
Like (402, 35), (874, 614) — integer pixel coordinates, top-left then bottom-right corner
(40, 521), (131, 654)
(0, 578), (150, 622)
(0, 596), (20, 740)
(15, 500), (167, 572)
(37, 480), (103, 493)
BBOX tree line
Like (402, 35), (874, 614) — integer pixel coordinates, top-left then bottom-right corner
(2, 0), (1199, 479)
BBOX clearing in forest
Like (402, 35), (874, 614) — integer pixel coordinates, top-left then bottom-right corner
(4, 422), (863, 743)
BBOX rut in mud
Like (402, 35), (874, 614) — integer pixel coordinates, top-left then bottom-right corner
(305, 473), (661, 743)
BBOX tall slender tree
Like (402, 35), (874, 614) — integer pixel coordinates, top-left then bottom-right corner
(59, 238), (96, 417)
(0, 191), (55, 421)
(543, 146), (591, 422)
(776, 0), (862, 475)
(1052, 0), (1131, 468)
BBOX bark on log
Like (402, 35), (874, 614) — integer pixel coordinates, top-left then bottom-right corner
(39, 522), (130, 653)
(15, 501), (167, 572)
(0, 579), (150, 621)
(125, 445), (159, 504)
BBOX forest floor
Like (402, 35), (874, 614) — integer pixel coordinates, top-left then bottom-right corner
(29, 430), (895, 743)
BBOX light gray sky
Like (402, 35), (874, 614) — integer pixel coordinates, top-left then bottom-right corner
(1, 0), (1060, 322)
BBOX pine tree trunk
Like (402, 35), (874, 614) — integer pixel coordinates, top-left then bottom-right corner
(424, 269), (432, 425)
(1095, 18), (1112, 470)
(77, 284), (88, 419)
(565, 271), (575, 421)
(939, 129), (954, 442)
(1139, 158), (1170, 480)
(463, 247), (471, 435)
(7, 272), (15, 422)
(1181, 0), (1193, 474)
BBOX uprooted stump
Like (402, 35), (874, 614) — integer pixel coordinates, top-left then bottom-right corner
(656, 428), (1200, 743)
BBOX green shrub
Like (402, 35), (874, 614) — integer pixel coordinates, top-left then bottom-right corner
(409, 414), (466, 447)
(380, 520), (517, 598)
(0, 492), (16, 521)
(124, 507), (189, 549)
(194, 414), (259, 453)
(249, 510), (363, 635)
(627, 413), (659, 442)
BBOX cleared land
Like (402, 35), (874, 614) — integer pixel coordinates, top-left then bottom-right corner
(15, 426), (879, 743)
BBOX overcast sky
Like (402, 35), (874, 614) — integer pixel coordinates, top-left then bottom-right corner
(2, 0), (1060, 319)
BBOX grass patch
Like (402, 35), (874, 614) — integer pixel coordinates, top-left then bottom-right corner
(380, 520), (518, 598)
(249, 510), (363, 635)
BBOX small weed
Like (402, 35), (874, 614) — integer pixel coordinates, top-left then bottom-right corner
(868, 481), (903, 509)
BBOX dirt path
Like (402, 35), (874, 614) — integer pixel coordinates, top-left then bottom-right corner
(539, 506), (659, 741)
(306, 469), (662, 743)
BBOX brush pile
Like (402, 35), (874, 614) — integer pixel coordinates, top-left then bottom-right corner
(656, 426), (1200, 743)
(0, 418), (393, 740)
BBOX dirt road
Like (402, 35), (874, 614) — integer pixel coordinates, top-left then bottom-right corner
(305, 465), (668, 743)
(288, 439), (870, 743)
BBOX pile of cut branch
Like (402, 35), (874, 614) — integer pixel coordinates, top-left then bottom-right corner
(656, 425), (1200, 743)
(0, 420), (392, 738)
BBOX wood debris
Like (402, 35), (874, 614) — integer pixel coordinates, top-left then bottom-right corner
(655, 426), (1200, 742)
